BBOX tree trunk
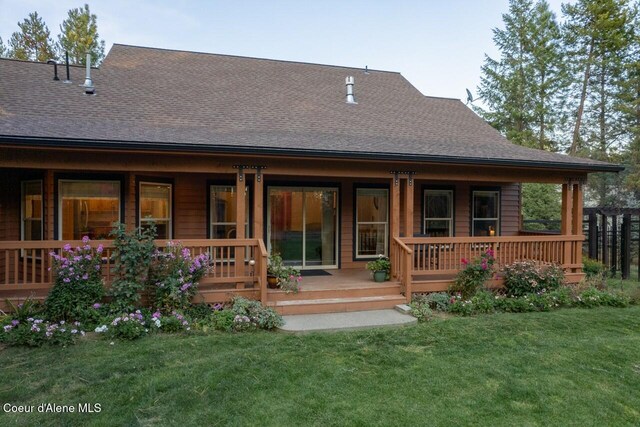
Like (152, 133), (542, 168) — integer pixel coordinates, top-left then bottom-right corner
(569, 39), (595, 155)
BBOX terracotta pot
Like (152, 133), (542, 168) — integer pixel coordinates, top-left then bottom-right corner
(373, 271), (387, 283)
(267, 275), (279, 289)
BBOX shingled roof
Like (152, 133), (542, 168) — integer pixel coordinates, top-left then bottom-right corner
(0, 44), (621, 172)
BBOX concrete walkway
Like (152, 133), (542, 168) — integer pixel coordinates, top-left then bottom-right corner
(279, 309), (417, 333)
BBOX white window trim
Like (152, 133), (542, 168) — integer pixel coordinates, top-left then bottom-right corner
(21, 180), (43, 241)
(209, 185), (249, 239)
(355, 188), (389, 259)
(472, 190), (501, 236)
(423, 189), (454, 237)
(139, 181), (173, 239)
(57, 179), (121, 241)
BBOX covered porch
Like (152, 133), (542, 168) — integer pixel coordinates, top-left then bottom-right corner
(0, 145), (586, 313)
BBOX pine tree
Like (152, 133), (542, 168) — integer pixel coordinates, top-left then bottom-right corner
(57, 4), (105, 65)
(621, 3), (640, 200)
(0, 37), (7, 58)
(8, 12), (57, 62)
(563, 0), (635, 205)
(475, 0), (566, 150)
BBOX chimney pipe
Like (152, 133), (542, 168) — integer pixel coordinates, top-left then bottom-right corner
(83, 53), (95, 94)
(345, 76), (356, 104)
(64, 51), (71, 83)
(46, 60), (59, 81)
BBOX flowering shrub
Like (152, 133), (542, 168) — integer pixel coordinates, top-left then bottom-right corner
(267, 253), (302, 293)
(150, 243), (210, 311)
(151, 311), (191, 333)
(232, 315), (256, 331)
(231, 297), (283, 330)
(45, 236), (105, 321)
(108, 223), (157, 312)
(502, 261), (564, 296)
(0, 318), (85, 347)
(575, 288), (630, 308)
(95, 311), (148, 340)
(449, 249), (496, 299)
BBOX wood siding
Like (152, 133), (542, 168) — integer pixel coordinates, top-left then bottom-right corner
(2, 169), (522, 270)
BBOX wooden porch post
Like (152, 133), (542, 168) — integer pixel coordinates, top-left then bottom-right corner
(390, 175), (400, 278)
(403, 176), (414, 237)
(572, 182), (583, 273)
(560, 182), (573, 268)
(253, 171), (264, 240)
(235, 170), (246, 288)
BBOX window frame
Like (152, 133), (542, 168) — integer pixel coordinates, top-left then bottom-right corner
(422, 186), (455, 237)
(207, 181), (251, 239)
(54, 174), (125, 240)
(21, 179), (44, 241)
(470, 187), (501, 237)
(137, 179), (174, 239)
(353, 184), (390, 261)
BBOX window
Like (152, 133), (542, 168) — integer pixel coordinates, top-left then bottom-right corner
(139, 182), (172, 239)
(424, 189), (453, 237)
(59, 180), (121, 240)
(472, 190), (500, 236)
(21, 180), (43, 241)
(355, 188), (388, 258)
(209, 185), (249, 239)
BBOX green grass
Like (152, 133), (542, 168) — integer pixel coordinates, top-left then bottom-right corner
(1, 306), (640, 426)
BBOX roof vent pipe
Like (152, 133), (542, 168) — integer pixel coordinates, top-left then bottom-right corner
(46, 60), (59, 81)
(345, 76), (356, 104)
(83, 53), (94, 94)
(63, 51), (71, 83)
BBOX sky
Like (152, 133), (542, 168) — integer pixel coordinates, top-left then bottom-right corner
(0, 0), (566, 102)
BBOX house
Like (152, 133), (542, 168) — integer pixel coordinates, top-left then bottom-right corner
(0, 44), (622, 314)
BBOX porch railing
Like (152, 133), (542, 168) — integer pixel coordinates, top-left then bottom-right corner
(0, 239), (269, 304)
(391, 237), (413, 303)
(400, 234), (584, 278)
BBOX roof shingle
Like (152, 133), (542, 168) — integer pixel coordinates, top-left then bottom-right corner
(0, 44), (621, 172)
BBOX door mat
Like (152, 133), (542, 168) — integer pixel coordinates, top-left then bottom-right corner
(300, 270), (332, 277)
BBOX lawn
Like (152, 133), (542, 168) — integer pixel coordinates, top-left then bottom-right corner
(1, 305), (640, 426)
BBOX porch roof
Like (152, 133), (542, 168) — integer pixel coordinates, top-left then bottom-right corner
(0, 44), (622, 173)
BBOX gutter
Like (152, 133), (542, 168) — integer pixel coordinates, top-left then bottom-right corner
(0, 135), (624, 173)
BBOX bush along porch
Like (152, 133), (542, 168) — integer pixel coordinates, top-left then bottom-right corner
(0, 224), (283, 347)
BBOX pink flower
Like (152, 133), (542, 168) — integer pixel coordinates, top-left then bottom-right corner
(461, 258), (468, 266)
(63, 244), (72, 252)
(82, 236), (90, 244)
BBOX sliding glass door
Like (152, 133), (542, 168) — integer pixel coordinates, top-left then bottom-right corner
(268, 187), (338, 269)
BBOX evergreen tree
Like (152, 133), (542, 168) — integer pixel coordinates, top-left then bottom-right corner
(564, 0), (635, 205)
(8, 11), (57, 62)
(475, 0), (566, 150)
(0, 37), (7, 58)
(521, 183), (561, 230)
(57, 4), (105, 65)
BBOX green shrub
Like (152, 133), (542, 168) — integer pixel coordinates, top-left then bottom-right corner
(231, 297), (283, 330)
(494, 295), (534, 313)
(582, 257), (607, 278)
(470, 291), (496, 314)
(212, 309), (236, 331)
(1, 318), (85, 347)
(449, 295), (475, 316)
(152, 311), (191, 333)
(449, 249), (495, 299)
(45, 237), (105, 321)
(413, 292), (451, 312)
(502, 261), (564, 297)
(575, 288), (630, 308)
(409, 303), (433, 322)
(108, 223), (157, 312)
(95, 311), (148, 340)
(5, 297), (44, 322)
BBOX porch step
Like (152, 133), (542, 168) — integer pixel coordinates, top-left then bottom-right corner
(268, 294), (407, 315)
(267, 283), (402, 301)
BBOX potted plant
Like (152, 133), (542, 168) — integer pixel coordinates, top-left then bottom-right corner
(267, 252), (302, 293)
(366, 255), (391, 283)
